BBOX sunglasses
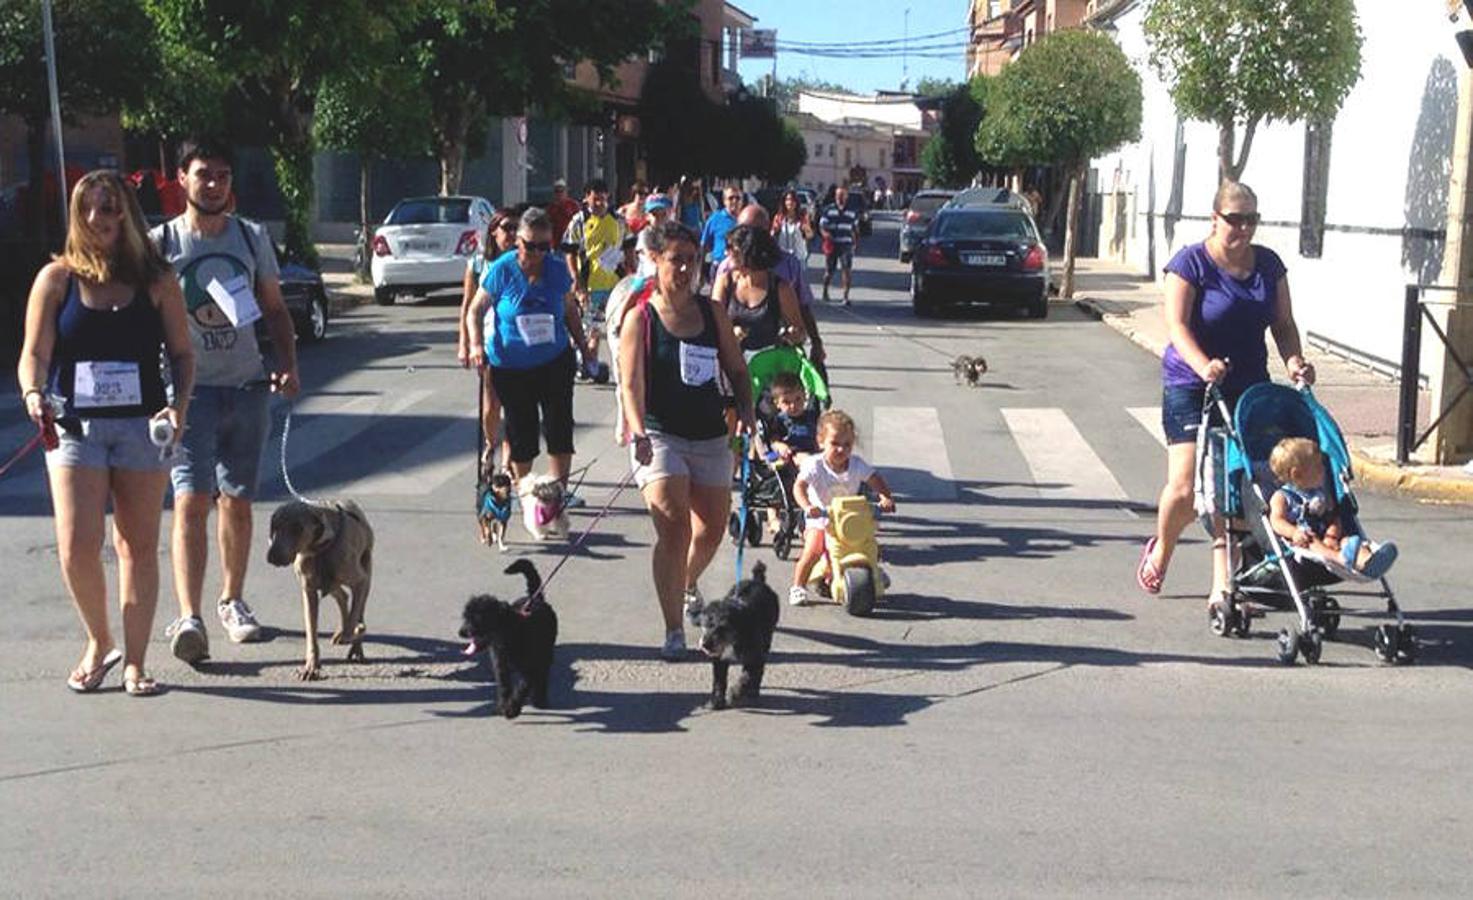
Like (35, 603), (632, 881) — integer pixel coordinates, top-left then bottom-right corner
(496, 222), (517, 232)
(520, 239), (552, 253)
(1217, 211), (1260, 229)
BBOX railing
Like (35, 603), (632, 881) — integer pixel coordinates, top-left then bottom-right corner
(1397, 284), (1473, 464)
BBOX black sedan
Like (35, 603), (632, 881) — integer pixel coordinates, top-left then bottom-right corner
(274, 241), (329, 343)
(909, 207), (1050, 319)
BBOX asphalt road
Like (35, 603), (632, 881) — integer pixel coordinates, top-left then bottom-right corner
(3, 215), (1472, 897)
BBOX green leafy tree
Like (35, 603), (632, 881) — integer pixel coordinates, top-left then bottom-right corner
(640, 54), (720, 184)
(764, 119), (809, 185)
(1144, 0), (1362, 183)
(0, 0), (159, 246)
(316, 63), (432, 276)
(913, 76), (958, 99)
(976, 29), (1142, 298)
(405, 0), (688, 195)
(769, 73), (854, 113)
(923, 78), (987, 187)
(143, 0), (409, 263)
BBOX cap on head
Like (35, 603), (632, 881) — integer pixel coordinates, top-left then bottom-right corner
(644, 195), (673, 213)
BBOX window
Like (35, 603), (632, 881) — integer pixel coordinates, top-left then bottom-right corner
(987, 0), (1002, 18)
(814, 142), (822, 157)
(844, 147), (852, 167)
(879, 149), (886, 168)
(829, 144), (835, 158)
(1300, 117), (1333, 258)
(711, 40), (721, 86)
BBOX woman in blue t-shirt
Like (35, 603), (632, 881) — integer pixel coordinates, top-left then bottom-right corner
(467, 207), (595, 492)
(1138, 181), (1316, 607)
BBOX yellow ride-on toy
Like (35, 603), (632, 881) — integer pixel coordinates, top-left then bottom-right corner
(809, 495), (885, 616)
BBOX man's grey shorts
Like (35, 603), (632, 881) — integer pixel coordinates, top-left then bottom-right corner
(632, 431), (733, 490)
(170, 385), (271, 499)
(45, 417), (174, 472)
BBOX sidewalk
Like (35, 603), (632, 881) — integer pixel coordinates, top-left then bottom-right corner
(1070, 256), (1473, 504)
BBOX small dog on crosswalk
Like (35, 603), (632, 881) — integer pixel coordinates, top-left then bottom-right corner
(477, 470), (514, 551)
(459, 560), (558, 719)
(951, 354), (988, 387)
(685, 561), (780, 710)
(520, 473), (570, 541)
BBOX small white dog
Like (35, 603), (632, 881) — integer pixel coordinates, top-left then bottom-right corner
(520, 474), (570, 541)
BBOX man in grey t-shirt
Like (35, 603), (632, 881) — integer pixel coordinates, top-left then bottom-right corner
(153, 138), (301, 664)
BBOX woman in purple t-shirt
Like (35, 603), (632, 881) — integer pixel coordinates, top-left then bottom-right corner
(1137, 181), (1316, 606)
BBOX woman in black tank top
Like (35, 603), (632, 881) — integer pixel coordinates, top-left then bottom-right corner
(617, 222), (754, 659)
(715, 225), (806, 353)
(17, 170), (195, 696)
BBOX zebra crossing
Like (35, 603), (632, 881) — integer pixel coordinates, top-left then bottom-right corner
(0, 392), (1172, 509)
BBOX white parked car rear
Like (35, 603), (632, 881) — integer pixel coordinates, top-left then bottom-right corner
(370, 195), (494, 305)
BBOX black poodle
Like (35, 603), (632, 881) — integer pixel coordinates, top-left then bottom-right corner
(458, 560), (558, 719)
(686, 561), (780, 710)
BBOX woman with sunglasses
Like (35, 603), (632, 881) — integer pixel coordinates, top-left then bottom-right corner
(18, 170), (195, 696)
(618, 221), (754, 659)
(459, 205), (525, 470)
(1139, 181), (1315, 609)
(619, 181), (651, 234)
(467, 207), (595, 498)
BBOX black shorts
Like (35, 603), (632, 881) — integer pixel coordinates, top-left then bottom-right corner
(824, 245), (854, 275)
(491, 349), (576, 463)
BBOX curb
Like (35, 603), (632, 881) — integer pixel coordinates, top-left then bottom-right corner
(1352, 451), (1473, 504)
(1077, 296), (1473, 505)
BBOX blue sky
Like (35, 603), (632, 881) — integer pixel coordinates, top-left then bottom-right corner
(732, 0), (970, 95)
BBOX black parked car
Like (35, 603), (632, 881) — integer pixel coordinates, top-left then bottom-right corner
(909, 207), (1049, 319)
(269, 241), (329, 343)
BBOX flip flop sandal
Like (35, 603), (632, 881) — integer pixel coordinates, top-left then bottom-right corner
(124, 676), (161, 697)
(1136, 537), (1165, 594)
(66, 648), (123, 693)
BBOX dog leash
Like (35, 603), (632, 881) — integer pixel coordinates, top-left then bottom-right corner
(528, 468), (639, 603)
(277, 401), (326, 505)
(735, 433), (751, 583)
(0, 428), (44, 481)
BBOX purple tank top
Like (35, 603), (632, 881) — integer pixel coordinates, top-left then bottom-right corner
(1161, 242), (1286, 394)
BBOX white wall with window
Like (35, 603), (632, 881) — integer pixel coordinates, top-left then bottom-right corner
(1092, 0), (1459, 371)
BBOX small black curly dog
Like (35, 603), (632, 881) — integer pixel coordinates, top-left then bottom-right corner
(686, 561), (780, 710)
(458, 559), (558, 719)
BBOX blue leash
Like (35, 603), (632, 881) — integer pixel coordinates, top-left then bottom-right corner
(735, 433), (751, 583)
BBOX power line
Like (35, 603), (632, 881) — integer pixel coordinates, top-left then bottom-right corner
(769, 25), (971, 49)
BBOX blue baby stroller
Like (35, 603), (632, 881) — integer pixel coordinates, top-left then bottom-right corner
(1194, 382), (1416, 665)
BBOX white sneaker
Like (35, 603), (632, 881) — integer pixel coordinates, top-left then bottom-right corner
(218, 598), (263, 644)
(660, 628), (688, 661)
(683, 584), (704, 613)
(165, 616), (209, 663)
(788, 585), (809, 606)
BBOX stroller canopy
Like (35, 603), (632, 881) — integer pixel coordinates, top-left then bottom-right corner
(1231, 383), (1353, 502)
(747, 345), (830, 408)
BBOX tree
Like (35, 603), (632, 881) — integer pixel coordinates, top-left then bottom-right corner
(0, 0), (159, 246)
(913, 76), (958, 99)
(1144, 0), (1362, 183)
(975, 29), (1142, 299)
(770, 73), (853, 113)
(315, 62), (432, 276)
(143, 0), (409, 263)
(923, 78), (987, 188)
(404, 0), (687, 195)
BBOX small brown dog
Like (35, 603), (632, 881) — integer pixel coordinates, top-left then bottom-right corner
(951, 354), (989, 387)
(267, 499), (375, 680)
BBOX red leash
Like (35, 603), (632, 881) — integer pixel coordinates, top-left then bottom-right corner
(0, 428), (45, 480)
(525, 468), (640, 608)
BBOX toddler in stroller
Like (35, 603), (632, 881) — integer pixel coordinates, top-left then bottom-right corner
(1196, 382), (1416, 665)
(729, 346), (830, 560)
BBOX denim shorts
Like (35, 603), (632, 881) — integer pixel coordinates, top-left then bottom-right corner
(632, 431), (733, 490)
(584, 289), (612, 335)
(45, 416), (174, 472)
(170, 385), (271, 499)
(824, 245), (854, 274)
(1161, 384), (1245, 445)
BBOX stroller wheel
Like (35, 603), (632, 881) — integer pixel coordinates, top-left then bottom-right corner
(1373, 624), (1397, 664)
(1276, 625), (1300, 666)
(1232, 608), (1251, 638)
(773, 526), (793, 560)
(1311, 595), (1341, 640)
(745, 511), (763, 547)
(1299, 629), (1323, 665)
(728, 511), (744, 546)
(1209, 604), (1233, 638)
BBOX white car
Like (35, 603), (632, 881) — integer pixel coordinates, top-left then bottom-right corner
(370, 195), (495, 305)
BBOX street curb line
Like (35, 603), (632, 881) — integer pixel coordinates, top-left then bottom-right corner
(1352, 450), (1473, 504)
(1074, 297), (1168, 358)
(1077, 297), (1473, 505)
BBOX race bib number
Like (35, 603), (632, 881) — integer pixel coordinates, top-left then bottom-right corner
(679, 342), (718, 387)
(515, 313), (556, 346)
(205, 274), (262, 328)
(74, 361), (142, 409)
(597, 246), (625, 272)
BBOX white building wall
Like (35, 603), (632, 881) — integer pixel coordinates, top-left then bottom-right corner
(797, 91), (924, 130)
(1094, 1), (1459, 370)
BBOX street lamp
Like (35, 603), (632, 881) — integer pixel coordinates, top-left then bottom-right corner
(41, 0), (67, 231)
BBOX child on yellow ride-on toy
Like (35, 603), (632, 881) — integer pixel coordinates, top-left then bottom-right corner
(789, 409), (896, 609)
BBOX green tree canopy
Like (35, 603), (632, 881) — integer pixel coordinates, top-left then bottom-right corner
(975, 28), (1142, 299)
(1144, 0), (1362, 182)
(770, 73), (854, 113)
(0, 0), (159, 244)
(923, 77), (987, 188)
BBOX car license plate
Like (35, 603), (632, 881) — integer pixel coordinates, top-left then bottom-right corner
(963, 253), (1007, 267)
(402, 239), (439, 252)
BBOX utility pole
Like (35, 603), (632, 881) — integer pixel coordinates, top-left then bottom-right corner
(42, 0), (67, 232)
(902, 7), (910, 90)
